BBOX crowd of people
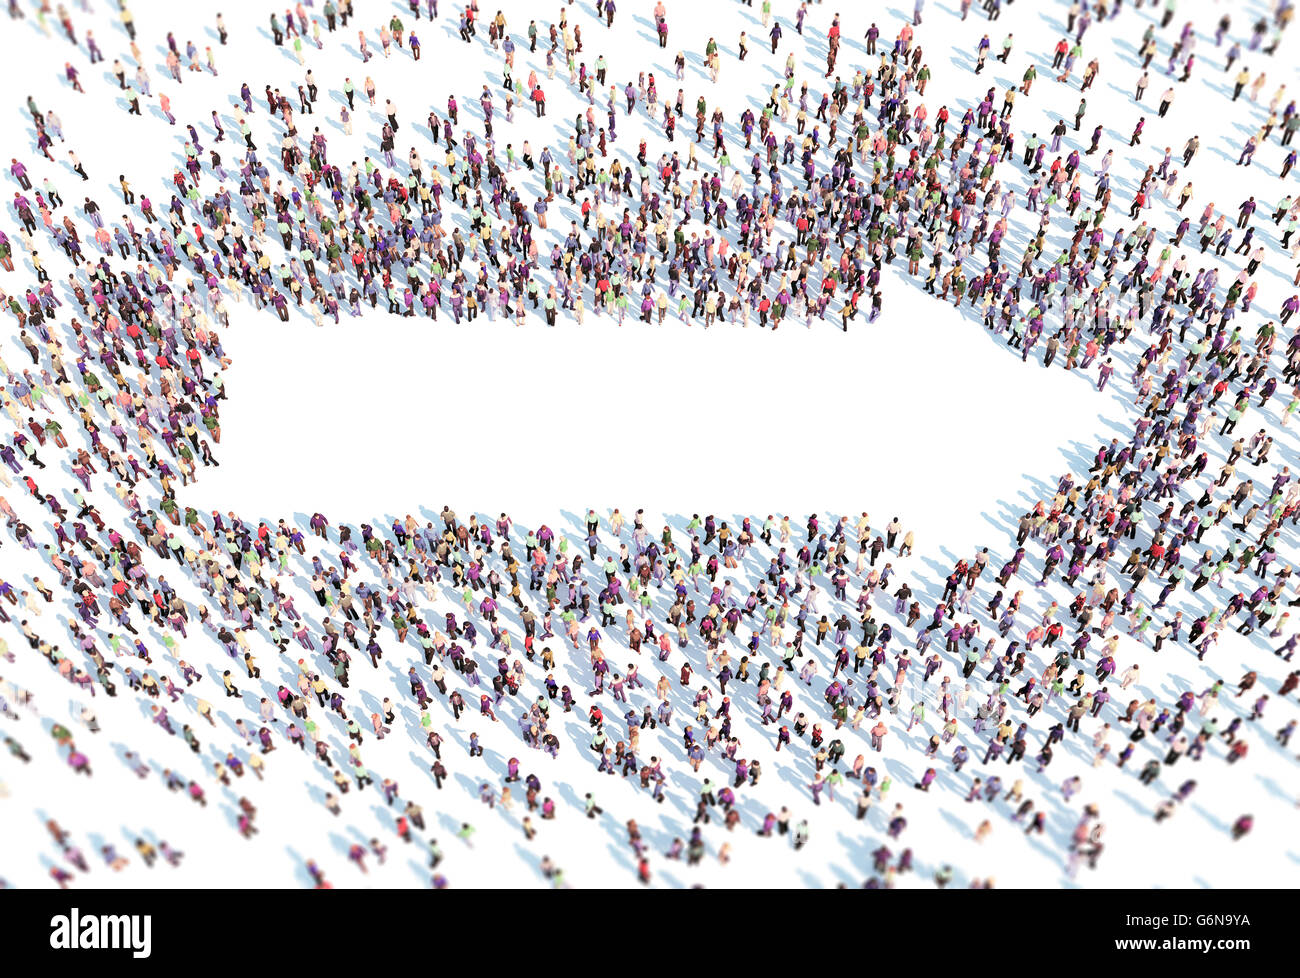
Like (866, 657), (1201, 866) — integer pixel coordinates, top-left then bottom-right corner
(0, 0), (1298, 888)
